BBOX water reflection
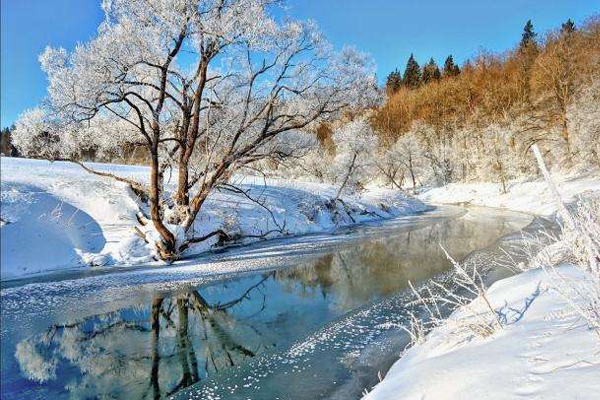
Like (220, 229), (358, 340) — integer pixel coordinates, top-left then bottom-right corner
(4, 208), (531, 399)
(275, 216), (520, 312)
(12, 276), (274, 399)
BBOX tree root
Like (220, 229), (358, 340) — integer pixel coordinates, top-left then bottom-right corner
(178, 227), (286, 254)
(179, 230), (231, 252)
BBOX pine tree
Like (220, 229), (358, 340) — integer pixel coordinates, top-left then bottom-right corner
(385, 69), (402, 93)
(561, 19), (576, 35)
(422, 58), (441, 84)
(520, 19), (537, 49)
(443, 55), (459, 77)
(403, 53), (421, 88)
(453, 64), (460, 76)
(422, 62), (432, 84)
(0, 125), (16, 157)
(433, 64), (441, 80)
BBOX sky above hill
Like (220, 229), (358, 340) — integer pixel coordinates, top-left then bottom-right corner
(1, 0), (597, 128)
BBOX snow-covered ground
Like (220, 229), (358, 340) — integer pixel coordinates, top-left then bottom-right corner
(418, 175), (600, 216)
(0, 157), (427, 280)
(366, 177), (600, 399)
(364, 266), (600, 400)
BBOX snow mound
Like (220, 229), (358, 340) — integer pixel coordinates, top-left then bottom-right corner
(1, 158), (427, 279)
(419, 176), (600, 217)
(1, 182), (106, 279)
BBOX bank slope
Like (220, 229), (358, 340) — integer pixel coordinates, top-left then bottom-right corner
(0, 157), (427, 279)
(364, 265), (600, 400)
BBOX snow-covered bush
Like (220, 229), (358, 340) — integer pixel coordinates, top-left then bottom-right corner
(547, 194), (600, 334)
(516, 148), (600, 337)
(404, 247), (504, 348)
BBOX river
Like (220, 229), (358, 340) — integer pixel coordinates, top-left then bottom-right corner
(0, 205), (544, 399)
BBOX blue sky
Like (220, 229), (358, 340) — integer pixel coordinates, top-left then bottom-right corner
(1, 0), (598, 128)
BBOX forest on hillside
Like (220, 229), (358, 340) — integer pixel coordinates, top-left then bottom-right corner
(304, 17), (600, 194)
(365, 17), (600, 191)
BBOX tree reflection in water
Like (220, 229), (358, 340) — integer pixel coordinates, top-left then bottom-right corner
(274, 217), (514, 312)
(15, 274), (272, 399)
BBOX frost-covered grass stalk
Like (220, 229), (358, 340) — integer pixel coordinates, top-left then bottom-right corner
(527, 144), (600, 336)
(402, 246), (504, 349)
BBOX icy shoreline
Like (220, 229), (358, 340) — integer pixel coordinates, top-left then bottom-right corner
(0, 157), (428, 280)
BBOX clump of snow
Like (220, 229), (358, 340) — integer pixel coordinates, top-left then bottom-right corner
(1, 157), (427, 279)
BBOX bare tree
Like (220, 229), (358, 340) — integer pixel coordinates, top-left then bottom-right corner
(13, 0), (377, 259)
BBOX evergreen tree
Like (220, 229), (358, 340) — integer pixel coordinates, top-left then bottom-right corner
(561, 19), (576, 35)
(402, 53), (421, 88)
(0, 125), (17, 157)
(422, 58), (441, 84)
(443, 55), (460, 77)
(520, 19), (537, 49)
(422, 63), (432, 84)
(433, 63), (442, 80)
(385, 69), (402, 93)
(453, 63), (460, 76)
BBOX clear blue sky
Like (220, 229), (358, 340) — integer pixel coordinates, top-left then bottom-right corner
(1, 0), (598, 128)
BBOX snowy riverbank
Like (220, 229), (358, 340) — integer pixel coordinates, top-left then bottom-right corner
(365, 178), (600, 399)
(364, 265), (600, 400)
(418, 174), (600, 216)
(0, 157), (428, 280)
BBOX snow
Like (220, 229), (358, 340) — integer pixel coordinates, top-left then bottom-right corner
(365, 177), (600, 400)
(0, 157), (427, 280)
(418, 175), (600, 217)
(363, 266), (600, 400)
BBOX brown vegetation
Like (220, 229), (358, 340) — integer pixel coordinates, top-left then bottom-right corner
(374, 16), (600, 148)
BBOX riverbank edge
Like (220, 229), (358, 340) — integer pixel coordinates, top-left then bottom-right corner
(363, 177), (600, 399)
(1, 157), (430, 281)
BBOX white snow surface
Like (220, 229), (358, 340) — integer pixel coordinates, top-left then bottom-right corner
(366, 176), (600, 400)
(418, 175), (600, 216)
(0, 157), (427, 279)
(364, 266), (600, 400)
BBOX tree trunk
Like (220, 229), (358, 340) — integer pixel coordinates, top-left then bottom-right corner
(184, 188), (210, 232)
(335, 153), (358, 200)
(149, 148), (176, 258)
(150, 297), (163, 400)
(176, 154), (190, 207)
(408, 153), (417, 194)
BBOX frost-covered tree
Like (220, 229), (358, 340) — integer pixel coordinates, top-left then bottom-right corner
(13, 0), (377, 259)
(567, 76), (600, 169)
(376, 134), (424, 193)
(331, 118), (378, 199)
